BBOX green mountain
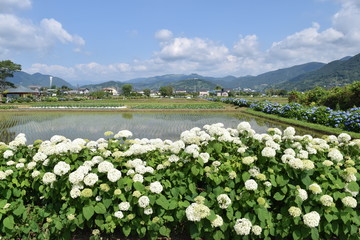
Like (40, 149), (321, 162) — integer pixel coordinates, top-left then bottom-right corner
(6, 71), (75, 89)
(122, 63), (324, 91)
(127, 73), (237, 90)
(81, 81), (124, 91)
(227, 62), (325, 90)
(278, 54), (360, 91)
(170, 78), (217, 92)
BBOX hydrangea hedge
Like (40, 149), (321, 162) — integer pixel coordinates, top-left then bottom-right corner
(0, 122), (360, 239)
(211, 98), (360, 133)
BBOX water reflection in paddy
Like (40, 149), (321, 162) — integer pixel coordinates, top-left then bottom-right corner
(0, 111), (319, 144)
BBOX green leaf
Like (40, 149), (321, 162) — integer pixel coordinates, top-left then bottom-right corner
(292, 229), (301, 240)
(168, 200), (177, 210)
(163, 215), (174, 222)
(256, 207), (268, 222)
(3, 215), (14, 230)
(55, 220), (63, 230)
(274, 192), (285, 201)
(311, 228), (319, 240)
(94, 203), (106, 214)
(213, 143), (223, 153)
(191, 165), (200, 176)
(242, 172), (250, 182)
(347, 182), (359, 192)
(159, 226), (171, 237)
(156, 195), (169, 209)
(213, 230), (225, 240)
(95, 219), (104, 229)
(133, 182), (145, 191)
(13, 204), (26, 216)
(102, 198), (112, 209)
(82, 205), (94, 221)
(123, 225), (131, 236)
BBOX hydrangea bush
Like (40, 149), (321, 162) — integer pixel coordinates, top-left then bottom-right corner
(0, 123), (359, 239)
(211, 97), (360, 133)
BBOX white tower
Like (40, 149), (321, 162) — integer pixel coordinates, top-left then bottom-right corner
(49, 76), (53, 88)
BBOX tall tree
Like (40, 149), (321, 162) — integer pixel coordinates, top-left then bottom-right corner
(122, 84), (133, 97)
(143, 88), (151, 97)
(0, 60), (21, 91)
(159, 86), (173, 97)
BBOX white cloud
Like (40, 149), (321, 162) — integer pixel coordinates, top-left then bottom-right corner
(0, 0), (31, 12)
(155, 29), (173, 41)
(232, 35), (260, 57)
(0, 3), (85, 59)
(40, 18), (85, 46)
(157, 37), (229, 64)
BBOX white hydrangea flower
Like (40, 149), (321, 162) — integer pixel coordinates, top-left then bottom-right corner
(284, 148), (296, 156)
(149, 181), (163, 194)
(320, 195), (334, 207)
(211, 215), (223, 227)
(309, 183), (322, 194)
(302, 160), (315, 170)
(144, 207), (153, 215)
(261, 147), (276, 158)
(53, 161), (71, 176)
(42, 172), (56, 185)
(15, 163), (24, 169)
(212, 161), (221, 167)
(118, 202), (130, 211)
(234, 218), (252, 235)
(251, 225), (262, 236)
(342, 196), (357, 208)
(185, 203), (210, 222)
(245, 179), (258, 191)
(303, 211), (320, 228)
(237, 122), (252, 132)
(33, 152), (47, 162)
(322, 160), (334, 166)
(3, 150), (14, 159)
(114, 130), (133, 139)
(242, 156), (255, 165)
(338, 133), (351, 143)
(328, 148), (343, 162)
(217, 194), (232, 209)
(288, 158), (304, 169)
(70, 188), (81, 199)
(283, 127), (296, 138)
(83, 173), (99, 186)
(114, 211), (124, 219)
(297, 150), (309, 159)
(138, 196), (150, 208)
(288, 206), (302, 217)
(31, 170), (41, 178)
(27, 162), (37, 170)
(0, 171), (7, 180)
(168, 154), (179, 163)
(98, 161), (114, 173)
(107, 168), (122, 182)
(199, 152), (210, 163)
(297, 189), (308, 201)
(133, 174), (144, 183)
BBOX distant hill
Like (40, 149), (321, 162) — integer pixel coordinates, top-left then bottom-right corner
(81, 81), (124, 91)
(122, 62), (325, 91)
(227, 62), (325, 91)
(277, 53), (360, 91)
(6, 71), (75, 89)
(126, 73), (237, 90)
(170, 78), (217, 91)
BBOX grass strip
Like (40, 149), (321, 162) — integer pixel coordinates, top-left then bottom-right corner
(244, 108), (360, 139)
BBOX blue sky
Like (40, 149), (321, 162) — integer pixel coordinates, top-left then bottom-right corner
(1, 0), (360, 85)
